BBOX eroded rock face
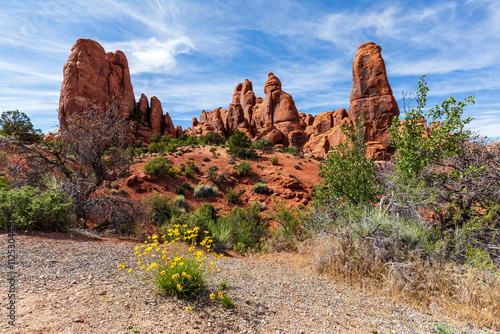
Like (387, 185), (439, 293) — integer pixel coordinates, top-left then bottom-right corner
(194, 72), (308, 148)
(59, 39), (135, 127)
(348, 42), (399, 159)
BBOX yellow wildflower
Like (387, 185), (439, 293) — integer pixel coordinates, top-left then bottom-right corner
(210, 293), (215, 299)
(177, 284), (182, 291)
(160, 271), (165, 275)
(218, 292), (223, 298)
(127, 268), (133, 273)
(186, 307), (192, 311)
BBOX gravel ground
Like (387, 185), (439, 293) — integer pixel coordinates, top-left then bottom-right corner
(0, 230), (496, 334)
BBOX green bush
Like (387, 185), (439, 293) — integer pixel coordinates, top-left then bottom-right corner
(389, 76), (474, 179)
(174, 195), (189, 210)
(269, 157), (279, 165)
(252, 182), (268, 194)
(202, 156), (210, 162)
(143, 156), (173, 176)
(316, 115), (380, 206)
(0, 176), (8, 190)
(0, 186), (74, 231)
(145, 192), (181, 226)
(199, 132), (226, 146)
(227, 130), (255, 159)
(183, 167), (194, 179)
(236, 161), (252, 176)
(226, 188), (239, 203)
(210, 203), (266, 253)
(253, 139), (273, 151)
(186, 161), (199, 173)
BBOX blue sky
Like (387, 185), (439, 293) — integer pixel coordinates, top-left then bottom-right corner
(1, 0), (499, 138)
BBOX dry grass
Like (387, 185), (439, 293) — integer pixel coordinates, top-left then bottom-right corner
(300, 234), (500, 329)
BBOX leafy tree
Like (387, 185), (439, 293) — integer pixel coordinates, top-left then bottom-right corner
(316, 115), (380, 206)
(388, 76), (474, 179)
(227, 130), (255, 158)
(0, 110), (42, 142)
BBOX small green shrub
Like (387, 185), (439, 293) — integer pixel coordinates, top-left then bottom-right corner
(0, 176), (9, 190)
(237, 161), (252, 176)
(184, 167), (194, 179)
(186, 161), (199, 173)
(253, 139), (273, 151)
(228, 158), (235, 165)
(202, 156), (210, 162)
(145, 192), (181, 226)
(199, 132), (225, 146)
(150, 133), (162, 143)
(219, 293), (234, 308)
(269, 157), (279, 165)
(293, 164), (301, 170)
(182, 182), (194, 191)
(253, 182), (268, 194)
(143, 156), (173, 176)
(0, 186), (74, 231)
(227, 130), (255, 159)
(174, 195), (189, 210)
(117, 188), (128, 196)
(175, 185), (185, 195)
(111, 181), (119, 189)
(210, 203), (265, 253)
(226, 188), (239, 203)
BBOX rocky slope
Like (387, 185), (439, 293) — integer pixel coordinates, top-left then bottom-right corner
(58, 39), (399, 158)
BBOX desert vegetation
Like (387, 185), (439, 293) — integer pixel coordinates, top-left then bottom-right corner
(0, 77), (499, 329)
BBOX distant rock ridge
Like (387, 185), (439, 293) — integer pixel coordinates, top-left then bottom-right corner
(58, 39), (399, 157)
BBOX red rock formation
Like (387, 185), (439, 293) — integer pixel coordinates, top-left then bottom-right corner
(150, 97), (163, 134)
(348, 42), (399, 159)
(59, 39), (135, 127)
(138, 93), (149, 123)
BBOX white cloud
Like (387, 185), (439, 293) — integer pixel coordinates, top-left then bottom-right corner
(106, 37), (195, 74)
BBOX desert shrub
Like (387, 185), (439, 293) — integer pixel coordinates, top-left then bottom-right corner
(150, 133), (161, 143)
(182, 182), (194, 191)
(183, 167), (194, 179)
(252, 182), (268, 194)
(265, 200), (310, 252)
(269, 157), (279, 165)
(252, 139), (273, 152)
(293, 164), (301, 170)
(202, 156), (210, 162)
(145, 192), (182, 226)
(0, 176), (8, 190)
(117, 188), (128, 196)
(199, 132), (225, 146)
(236, 161), (252, 176)
(0, 186), (74, 231)
(186, 160), (199, 173)
(209, 147), (218, 159)
(389, 76), (474, 179)
(228, 158), (235, 165)
(174, 195), (189, 210)
(194, 184), (219, 198)
(143, 156), (173, 176)
(148, 143), (160, 154)
(210, 203), (265, 253)
(175, 185), (185, 195)
(227, 130), (255, 159)
(226, 188), (239, 203)
(316, 115), (380, 207)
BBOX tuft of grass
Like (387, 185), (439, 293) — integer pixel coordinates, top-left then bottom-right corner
(219, 293), (234, 308)
(269, 157), (279, 165)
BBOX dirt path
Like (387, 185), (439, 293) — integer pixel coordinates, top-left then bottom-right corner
(0, 231), (494, 334)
